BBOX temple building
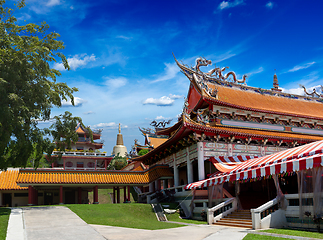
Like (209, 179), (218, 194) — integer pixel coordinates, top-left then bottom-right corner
(132, 55), (323, 229)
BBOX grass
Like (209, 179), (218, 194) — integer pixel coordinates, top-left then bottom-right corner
(243, 234), (286, 239)
(261, 228), (323, 239)
(67, 203), (183, 230)
(160, 202), (206, 225)
(0, 208), (11, 240)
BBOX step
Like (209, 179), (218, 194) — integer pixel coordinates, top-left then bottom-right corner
(213, 221), (252, 228)
(225, 215), (252, 219)
(219, 218), (252, 224)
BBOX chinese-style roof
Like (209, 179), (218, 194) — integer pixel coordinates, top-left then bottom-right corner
(0, 170), (27, 190)
(184, 117), (323, 142)
(149, 137), (168, 148)
(16, 165), (172, 186)
(205, 84), (323, 120)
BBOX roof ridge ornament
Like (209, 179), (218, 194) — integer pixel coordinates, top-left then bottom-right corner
(300, 85), (323, 98)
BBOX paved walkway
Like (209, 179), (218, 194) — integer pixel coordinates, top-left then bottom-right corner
(6, 206), (319, 240)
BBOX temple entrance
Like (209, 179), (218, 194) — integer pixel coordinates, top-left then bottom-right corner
(44, 192), (53, 205)
(2, 193), (12, 207)
(238, 179), (276, 209)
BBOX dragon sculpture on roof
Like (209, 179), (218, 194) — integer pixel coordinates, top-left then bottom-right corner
(193, 57), (248, 84)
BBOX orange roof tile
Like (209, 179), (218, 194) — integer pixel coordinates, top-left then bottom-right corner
(149, 137), (168, 148)
(16, 165), (173, 185)
(185, 117), (323, 142)
(0, 170), (28, 190)
(207, 84), (323, 120)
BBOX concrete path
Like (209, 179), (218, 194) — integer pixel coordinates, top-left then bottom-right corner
(7, 206), (106, 240)
(91, 224), (249, 240)
(6, 208), (25, 240)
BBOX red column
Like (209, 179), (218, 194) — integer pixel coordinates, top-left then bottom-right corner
(51, 162), (55, 168)
(95, 160), (97, 170)
(117, 187), (120, 203)
(157, 180), (161, 191)
(28, 186), (33, 205)
(59, 186), (63, 204)
(78, 187), (82, 204)
(123, 187), (126, 203)
(93, 186), (98, 204)
(127, 186), (131, 202)
(63, 159), (66, 170)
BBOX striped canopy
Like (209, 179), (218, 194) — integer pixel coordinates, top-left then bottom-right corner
(185, 140), (323, 190)
(209, 155), (258, 175)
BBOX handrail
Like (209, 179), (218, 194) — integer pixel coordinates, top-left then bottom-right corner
(252, 197), (278, 213)
(209, 198), (235, 212)
(251, 197), (279, 230)
(207, 197), (237, 225)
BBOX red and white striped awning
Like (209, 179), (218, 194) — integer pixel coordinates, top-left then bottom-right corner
(209, 156), (258, 175)
(185, 140), (323, 190)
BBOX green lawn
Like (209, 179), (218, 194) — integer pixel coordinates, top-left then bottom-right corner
(160, 202), (206, 225)
(261, 228), (323, 239)
(0, 208), (11, 240)
(243, 234), (286, 240)
(67, 203), (183, 230)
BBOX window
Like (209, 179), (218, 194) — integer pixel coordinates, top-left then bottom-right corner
(77, 162), (84, 168)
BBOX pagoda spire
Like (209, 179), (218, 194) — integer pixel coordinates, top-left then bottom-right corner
(271, 71), (282, 92)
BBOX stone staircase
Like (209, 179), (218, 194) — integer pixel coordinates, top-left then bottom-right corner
(213, 210), (252, 228)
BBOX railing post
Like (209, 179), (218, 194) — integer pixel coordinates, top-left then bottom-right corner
(207, 208), (213, 225)
(251, 209), (261, 230)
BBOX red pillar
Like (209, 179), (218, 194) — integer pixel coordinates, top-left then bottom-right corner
(63, 159), (66, 170)
(78, 187), (82, 204)
(93, 186), (98, 204)
(123, 187), (126, 203)
(157, 180), (161, 191)
(117, 187), (120, 203)
(28, 186), (33, 205)
(95, 160), (97, 170)
(127, 186), (131, 202)
(59, 186), (63, 204)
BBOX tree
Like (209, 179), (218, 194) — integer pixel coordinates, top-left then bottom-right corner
(138, 149), (149, 156)
(0, 0), (78, 170)
(107, 153), (128, 170)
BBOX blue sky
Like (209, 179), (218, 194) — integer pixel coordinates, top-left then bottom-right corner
(14, 0), (323, 154)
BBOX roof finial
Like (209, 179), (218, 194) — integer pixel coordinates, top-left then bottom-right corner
(119, 123), (121, 134)
(272, 70), (282, 92)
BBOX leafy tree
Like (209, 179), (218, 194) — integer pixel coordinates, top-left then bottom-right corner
(108, 153), (128, 170)
(0, 0), (78, 170)
(138, 149), (149, 156)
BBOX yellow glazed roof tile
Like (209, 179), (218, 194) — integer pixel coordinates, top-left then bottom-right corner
(0, 170), (28, 190)
(16, 165), (173, 185)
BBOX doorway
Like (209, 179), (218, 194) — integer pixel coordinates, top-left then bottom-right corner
(2, 193), (12, 207)
(44, 192), (53, 205)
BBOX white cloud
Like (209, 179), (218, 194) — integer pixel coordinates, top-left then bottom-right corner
(287, 62), (316, 73)
(142, 94), (182, 107)
(247, 67), (264, 76)
(143, 96), (174, 106)
(116, 35), (132, 40)
(54, 54), (96, 71)
(83, 111), (95, 115)
(218, 0), (244, 10)
(104, 77), (127, 90)
(46, 0), (61, 7)
(92, 122), (128, 129)
(61, 97), (87, 107)
(266, 2), (274, 9)
(152, 63), (180, 83)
